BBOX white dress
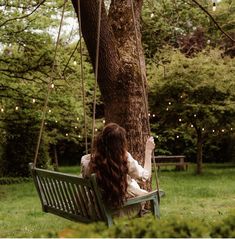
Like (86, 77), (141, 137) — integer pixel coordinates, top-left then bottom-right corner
(81, 152), (150, 197)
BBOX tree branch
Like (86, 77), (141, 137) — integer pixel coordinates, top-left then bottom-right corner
(190, 0), (235, 42)
(0, 0), (46, 28)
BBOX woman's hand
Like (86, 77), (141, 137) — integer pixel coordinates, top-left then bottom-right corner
(146, 136), (155, 152)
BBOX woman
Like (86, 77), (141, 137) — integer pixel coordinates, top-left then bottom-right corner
(81, 122), (155, 210)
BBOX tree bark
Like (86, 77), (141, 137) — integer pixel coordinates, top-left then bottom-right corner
(71, 0), (149, 164)
(196, 129), (203, 174)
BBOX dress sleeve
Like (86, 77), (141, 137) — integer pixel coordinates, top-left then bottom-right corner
(127, 152), (150, 181)
(81, 154), (91, 177)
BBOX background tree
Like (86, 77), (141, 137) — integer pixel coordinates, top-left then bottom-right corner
(148, 48), (235, 174)
(0, 0), (95, 176)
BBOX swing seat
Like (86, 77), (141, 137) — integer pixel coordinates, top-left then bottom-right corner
(29, 163), (164, 227)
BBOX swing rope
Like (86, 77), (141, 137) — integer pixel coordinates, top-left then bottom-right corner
(33, 0), (68, 168)
(78, 0), (88, 155)
(90, 0), (102, 155)
(130, 0), (160, 202)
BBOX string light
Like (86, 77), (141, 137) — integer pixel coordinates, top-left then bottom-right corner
(75, 126), (77, 129)
(166, 107), (169, 111)
(168, 102), (171, 105)
(51, 83), (55, 89)
(148, 113), (151, 116)
(15, 106), (19, 111)
(202, 128), (205, 131)
(194, 114), (197, 117)
(152, 114), (156, 117)
(212, 0), (217, 11)
(212, 129), (215, 133)
(73, 61), (77, 66)
(78, 135), (81, 138)
(102, 120), (105, 124)
(221, 129), (225, 133)
(191, 124), (194, 128)
(77, 117), (79, 121)
(45, 122), (47, 125)
(176, 135), (179, 139)
(231, 128), (233, 131)
(66, 133), (69, 136)
(95, 128), (98, 132)
(179, 118), (182, 122)
(1, 108), (4, 112)
(32, 99), (36, 103)
(55, 120), (58, 123)
(150, 12), (154, 18)
(48, 109), (51, 113)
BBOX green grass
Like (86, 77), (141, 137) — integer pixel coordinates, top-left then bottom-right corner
(0, 164), (235, 237)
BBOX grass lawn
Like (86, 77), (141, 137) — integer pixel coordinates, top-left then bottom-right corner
(0, 164), (235, 237)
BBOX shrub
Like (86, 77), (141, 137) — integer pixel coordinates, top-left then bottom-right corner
(0, 177), (31, 185)
(51, 215), (207, 238)
(210, 212), (235, 238)
(1, 118), (50, 177)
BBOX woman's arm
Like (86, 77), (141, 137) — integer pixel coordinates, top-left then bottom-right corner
(144, 137), (155, 177)
(127, 137), (155, 181)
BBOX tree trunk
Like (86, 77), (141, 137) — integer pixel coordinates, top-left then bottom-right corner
(196, 129), (203, 174)
(71, 0), (149, 164)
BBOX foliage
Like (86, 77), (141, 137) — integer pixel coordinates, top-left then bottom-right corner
(0, 177), (31, 185)
(0, 111), (50, 177)
(147, 48), (235, 164)
(0, 0), (99, 171)
(210, 211), (235, 238)
(142, 0), (235, 59)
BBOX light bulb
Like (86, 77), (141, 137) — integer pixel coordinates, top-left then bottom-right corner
(150, 13), (154, 18)
(32, 99), (36, 103)
(1, 108), (4, 112)
(212, 3), (216, 11)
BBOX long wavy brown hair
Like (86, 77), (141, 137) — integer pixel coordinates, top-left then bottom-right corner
(89, 123), (129, 207)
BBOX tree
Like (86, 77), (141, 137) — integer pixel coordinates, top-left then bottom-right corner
(148, 48), (235, 174)
(71, 0), (149, 164)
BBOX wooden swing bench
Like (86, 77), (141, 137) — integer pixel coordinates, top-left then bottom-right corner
(29, 163), (164, 227)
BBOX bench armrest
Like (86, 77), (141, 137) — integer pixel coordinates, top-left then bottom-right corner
(123, 190), (165, 206)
